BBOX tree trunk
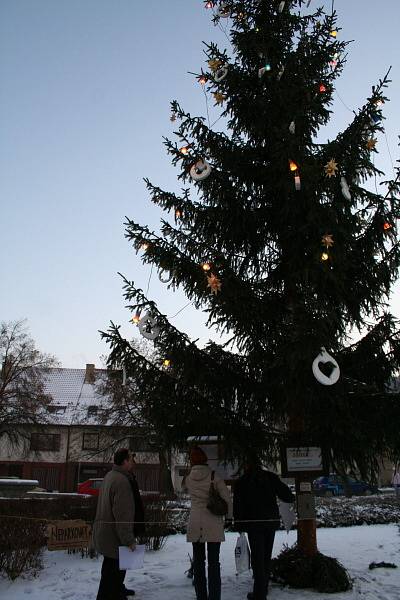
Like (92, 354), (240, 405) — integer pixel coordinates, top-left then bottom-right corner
(289, 415), (318, 556)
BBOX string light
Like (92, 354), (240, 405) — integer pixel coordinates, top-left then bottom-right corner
(289, 160), (299, 172)
(202, 262), (212, 271)
(175, 208), (183, 219)
(319, 84), (327, 93)
(198, 75), (208, 85)
(383, 222), (393, 231)
(205, 1), (214, 8)
(140, 242), (150, 251)
(163, 359), (171, 368)
(180, 146), (190, 155)
(321, 252), (329, 262)
(131, 313), (141, 324)
(330, 30), (338, 38)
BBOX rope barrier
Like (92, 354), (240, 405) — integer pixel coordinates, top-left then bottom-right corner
(0, 514), (295, 525)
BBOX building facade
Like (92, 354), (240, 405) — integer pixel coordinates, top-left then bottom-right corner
(0, 364), (161, 492)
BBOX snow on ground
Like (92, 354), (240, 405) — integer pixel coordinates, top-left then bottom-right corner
(1, 525), (399, 600)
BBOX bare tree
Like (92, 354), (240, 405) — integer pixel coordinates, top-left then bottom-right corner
(0, 320), (59, 443)
(98, 337), (174, 494)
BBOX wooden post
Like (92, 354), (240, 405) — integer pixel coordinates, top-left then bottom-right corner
(289, 416), (318, 556)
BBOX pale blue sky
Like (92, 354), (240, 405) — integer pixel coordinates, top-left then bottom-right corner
(1, 1), (399, 367)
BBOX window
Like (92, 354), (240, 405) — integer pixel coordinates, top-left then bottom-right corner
(87, 406), (98, 417)
(30, 433), (61, 452)
(47, 405), (66, 414)
(82, 433), (99, 451)
(129, 437), (154, 452)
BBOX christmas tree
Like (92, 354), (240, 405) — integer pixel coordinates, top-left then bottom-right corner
(102, 0), (400, 561)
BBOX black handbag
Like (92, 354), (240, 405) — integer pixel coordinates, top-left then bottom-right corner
(206, 471), (228, 516)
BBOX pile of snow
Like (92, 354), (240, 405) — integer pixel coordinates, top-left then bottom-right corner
(0, 525), (399, 599)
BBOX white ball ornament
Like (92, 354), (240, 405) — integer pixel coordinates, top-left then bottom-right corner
(138, 313), (160, 341)
(312, 347), (340, 386)
(340, 176), (351, 201)
(190, 159), (212, 181)
(214, 66), (228, 82)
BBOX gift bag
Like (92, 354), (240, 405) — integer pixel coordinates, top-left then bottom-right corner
(235, 532), (251, 574)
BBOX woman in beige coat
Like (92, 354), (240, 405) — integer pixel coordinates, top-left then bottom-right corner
(183, 446), (233, 600)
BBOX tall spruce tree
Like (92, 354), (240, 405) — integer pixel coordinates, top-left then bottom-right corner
(103, 0), (400, 554)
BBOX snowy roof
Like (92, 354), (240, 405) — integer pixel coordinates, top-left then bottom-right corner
(41, 367), (113, 426)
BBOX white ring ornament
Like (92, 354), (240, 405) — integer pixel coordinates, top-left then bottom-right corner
(312, 347), (340, 386)
(190, 159), (212, 182)
(214, 66), (228, 82)
(340, 176), (351, 201)
(138, 313), (160, 341)
(159, 270), (173, 284)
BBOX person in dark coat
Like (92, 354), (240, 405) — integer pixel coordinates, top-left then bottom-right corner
(93, 448), (136, 600)
(233, 455), (294, 600)
(122, 453), (146, 597)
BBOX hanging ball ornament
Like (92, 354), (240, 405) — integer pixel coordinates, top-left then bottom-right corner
(190, 159), (212, 181)
(340, 176), (351, 201)
(312, 347), (340, 386)
(138, 313), (160, 341)
(214, 65), (228, 82)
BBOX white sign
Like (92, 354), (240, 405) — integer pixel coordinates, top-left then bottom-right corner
(286, 447), (322, 472)
(300, 481), (312, 492)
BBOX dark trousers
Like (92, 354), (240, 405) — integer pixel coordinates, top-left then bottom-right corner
(247, 529), (276, 600)
(192, 542), (221, 600)
(96, 556), (126, 600)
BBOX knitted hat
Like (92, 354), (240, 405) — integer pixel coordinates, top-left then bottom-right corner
(190, 446), (208, 465)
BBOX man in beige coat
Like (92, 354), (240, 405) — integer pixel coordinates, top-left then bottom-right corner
(93, 448), (136, 600)
(183, 446), (233, 600)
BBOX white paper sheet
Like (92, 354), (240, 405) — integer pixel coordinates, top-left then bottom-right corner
(118, 545), (145, 570)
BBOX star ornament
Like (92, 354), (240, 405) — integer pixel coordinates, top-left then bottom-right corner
(324, 158), (338, 178)
(208, 58), (223, 72)
(321, 234), (334, 248)
(366, 138), (377, 150)
(207, 273), (222, 295)
(213, 92), (226, 105)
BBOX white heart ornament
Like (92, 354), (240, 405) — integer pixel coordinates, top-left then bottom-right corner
(312, 347), (340, 386)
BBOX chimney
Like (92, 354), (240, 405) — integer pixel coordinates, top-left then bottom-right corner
(85, 363), (96, 383)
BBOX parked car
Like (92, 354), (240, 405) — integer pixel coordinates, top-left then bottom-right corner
(313, 475), (379, 497)
(77, 478), (161, 502)
(77, 478), (103, 496)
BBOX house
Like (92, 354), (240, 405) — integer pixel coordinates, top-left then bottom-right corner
(0, 364), (161, 492)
